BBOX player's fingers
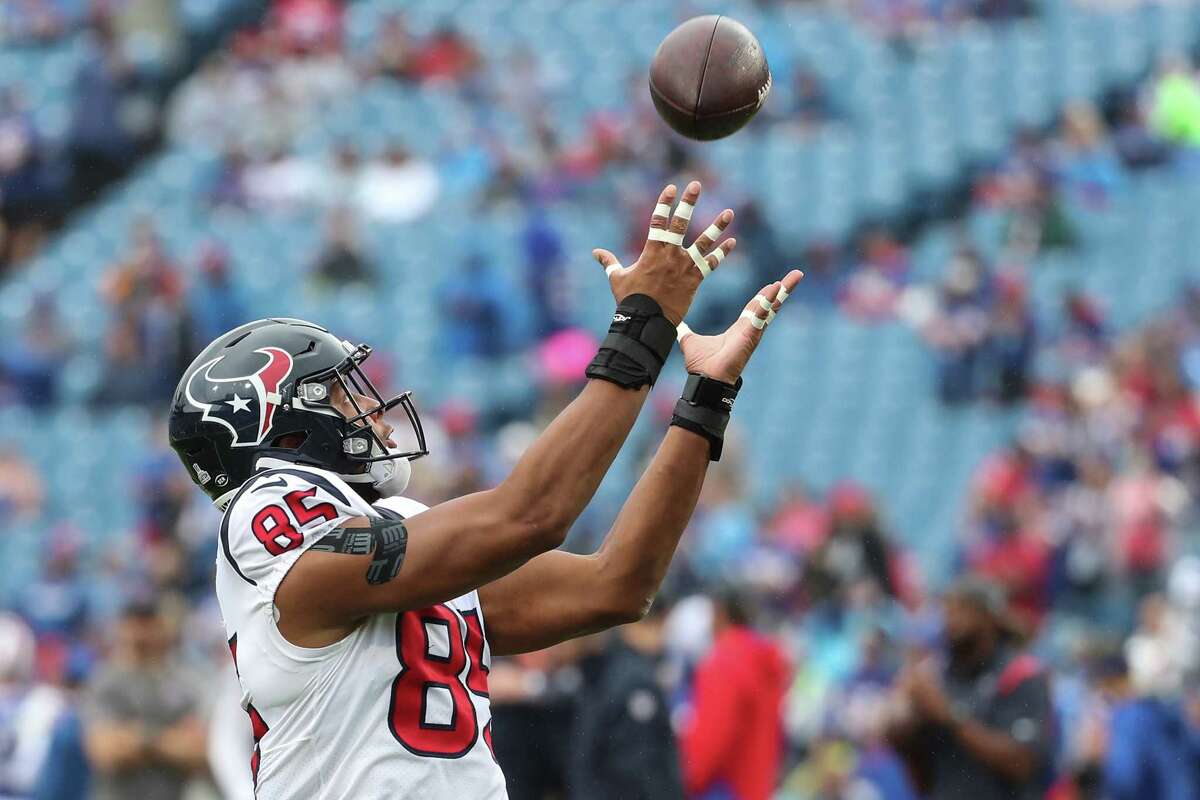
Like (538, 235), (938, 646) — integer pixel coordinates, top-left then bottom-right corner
(776, 269), (805, 305)
(738, 282), (782, 331)
(739, 270), (804, 329)
(688, 209), (734, 253)
(593, 248), (624, 280)
(759, 269), (804, 324)
(667, 180), (701, 239)
(686, 210), (734, 279)
(646, 184), (677, 237)
(701, 237), (736, 277)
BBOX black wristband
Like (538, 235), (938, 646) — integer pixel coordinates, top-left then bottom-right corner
(585, 294), (675, 389)
(670, 373), (742, 461)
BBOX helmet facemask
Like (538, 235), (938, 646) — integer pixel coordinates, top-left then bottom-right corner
(292, 343), (427, 493)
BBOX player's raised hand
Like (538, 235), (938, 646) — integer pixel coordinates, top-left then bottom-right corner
(677, 270), (804, 384)
(592, 180), (736, 325)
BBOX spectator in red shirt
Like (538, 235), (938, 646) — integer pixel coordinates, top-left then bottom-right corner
(681, 590), (790, 800)
(763, 482), (829, 557)
(409, 26), (480, 84)
(966, 508), (1051, 627)
(273, 0), (343, 54)
(1109, 451), (1173, 598)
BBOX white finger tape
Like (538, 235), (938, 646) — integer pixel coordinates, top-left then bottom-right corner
(673, 200), (694, 222)
(740, 309), (767, 330)
(699, 222), (723, 244)
(766, 308), (776, 325)
(648, 228), (684, 246)
(711, 247), (726, 265)
(686, 244), (712, 277)
(676, 322), (693, 341)
(778, 286), (790, 303)
(652, 203), (672, 219)
(755, 294), (772, 312)
(604, 262), (622, 277)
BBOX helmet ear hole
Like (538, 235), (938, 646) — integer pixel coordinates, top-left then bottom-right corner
(272, 432), (307, 450)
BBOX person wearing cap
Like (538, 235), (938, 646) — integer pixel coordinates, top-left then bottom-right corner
(80, 597), (208, 800)
(886, 576), (1055, 800)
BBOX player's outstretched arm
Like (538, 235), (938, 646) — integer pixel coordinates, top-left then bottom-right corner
(479, 270), (804, 655)
(277, 182), (739, 646)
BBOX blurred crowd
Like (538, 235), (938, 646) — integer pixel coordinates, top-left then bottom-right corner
(800, 58), (1200, 407)
(3, 386), (1197, 798)
(842, 0), (1032, 52)
(958, 284), (1200, 625)
(0, 0), (237, 269)
(2, 1), (93, 44)
(3, 1), (1200, 800)
(3, 278), (1200, 798)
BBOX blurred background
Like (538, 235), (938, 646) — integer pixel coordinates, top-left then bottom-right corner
(2, 0), (1200, 798)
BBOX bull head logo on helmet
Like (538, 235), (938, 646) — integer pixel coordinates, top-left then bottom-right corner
(184, 346), (294, 447)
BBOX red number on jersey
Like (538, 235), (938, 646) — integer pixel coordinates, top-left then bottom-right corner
(388, 605), (487, 759)
(283, 487), (338, 526)
(251, 505), (302, 556)
(251, 488), (339, 556)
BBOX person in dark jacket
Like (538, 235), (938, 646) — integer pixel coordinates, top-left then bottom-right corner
(570, 599), (683, 800)
(805, 483), (898, 608)
(311, 209), (374, 288)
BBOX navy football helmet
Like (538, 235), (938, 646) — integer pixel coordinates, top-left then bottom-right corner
(168, 318), (427, 507)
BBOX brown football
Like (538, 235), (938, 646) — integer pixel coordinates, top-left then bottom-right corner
(649, 15), (772, 141)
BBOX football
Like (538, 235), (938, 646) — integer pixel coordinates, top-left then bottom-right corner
(649, 15), (772, 141)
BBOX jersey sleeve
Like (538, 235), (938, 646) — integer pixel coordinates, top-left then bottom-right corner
(221, 468), (365, 599)
(370, 495), (430, 519)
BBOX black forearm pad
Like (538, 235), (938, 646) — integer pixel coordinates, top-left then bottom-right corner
(585, 294), (676, 389)
(670, 373), (742, 461)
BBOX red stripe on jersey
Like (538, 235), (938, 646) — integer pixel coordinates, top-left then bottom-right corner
(483, 721), (496, 762)
(229, 634), (271, 786)
(461, 608), (490, 698)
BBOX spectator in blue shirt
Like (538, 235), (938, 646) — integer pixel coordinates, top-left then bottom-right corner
(0, 296), (71, 407)
(522, 212), (569, 337)
(1086, 652), (1200, 800)
(33, 709), (90, 800)
(33, 649), (94, 800)
(68, 17), (139, 202)
(188, 244), (245, 347)
(445, 254), (508, 360)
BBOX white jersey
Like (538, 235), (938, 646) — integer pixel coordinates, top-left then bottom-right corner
(215, 459), (507, 800)
(0, 685), (63, 799)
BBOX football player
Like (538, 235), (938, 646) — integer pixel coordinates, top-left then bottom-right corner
(168, 181), (803, 798)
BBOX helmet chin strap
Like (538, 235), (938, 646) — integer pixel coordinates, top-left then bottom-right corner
(339, 443), (412, 498)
